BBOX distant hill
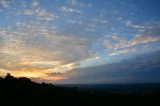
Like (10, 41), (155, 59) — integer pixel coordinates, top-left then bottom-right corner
(0, 73), (160, 106)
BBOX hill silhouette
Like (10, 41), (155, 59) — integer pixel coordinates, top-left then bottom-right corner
(0, 73), (160, 106)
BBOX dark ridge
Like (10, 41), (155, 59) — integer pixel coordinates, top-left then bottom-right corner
(0, 73), (160, 106)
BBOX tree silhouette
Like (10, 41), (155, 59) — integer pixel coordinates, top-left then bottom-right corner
(5, 73), (14, 80)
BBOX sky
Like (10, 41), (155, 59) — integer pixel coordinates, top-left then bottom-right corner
(0, 0), (160, 84)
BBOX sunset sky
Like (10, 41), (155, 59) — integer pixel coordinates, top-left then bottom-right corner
(0, 0), (160, 84)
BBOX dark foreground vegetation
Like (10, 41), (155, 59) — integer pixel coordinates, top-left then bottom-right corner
(0, 73), (160, 106)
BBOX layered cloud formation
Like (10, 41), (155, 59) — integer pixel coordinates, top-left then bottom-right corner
(0, 22), (93, 80)
(0, 0), (160, 83)
(104, 21), (160, 56)
(56, 51), (160, 84)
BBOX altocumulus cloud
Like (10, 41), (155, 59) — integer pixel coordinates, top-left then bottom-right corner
(0, 0), (160, 83)
(0, 22), (93, 79)
(104, 20), (160, 56)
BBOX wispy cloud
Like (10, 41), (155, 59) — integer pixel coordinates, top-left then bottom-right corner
(0, 21), (93, 80)
(109, 48), (136, 56)
(125, 20), (132, 27)
(104, 20), (160, 56)
(23, 9), (33, 16)
(60, 6), (81, 13)
(0, 0), (160, 83)
(35, 8), (57, 21)
(125, 20), (145, 29)
(17, 0), (57, 21)
(0, 0), (10, 8)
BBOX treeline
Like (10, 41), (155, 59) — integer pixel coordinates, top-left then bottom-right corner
(0, 73), (160, 106)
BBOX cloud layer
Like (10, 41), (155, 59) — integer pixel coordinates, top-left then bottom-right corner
(0, 0), (160, 83)
(56, 51), (160, 84)
(104, 21), (160, 56)
(0, 22), (93, 80)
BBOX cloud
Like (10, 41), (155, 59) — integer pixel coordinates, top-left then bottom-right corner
(86, 56), (100, 62)
(129, 34), (160, 46)
(125, 20), (132, 27)
(116, 17), (123, 21)
(0, 21), (92, 81)
(67, 0), (92, 8)
(32, 0), (38, 8)
(67, 19), (83, 24)
(23, 10), (33, 15)
(60, 6), (81, 13)
(125, 20), (145, 29)
(56, 51), (160, 84)
(67, 0), (79, 5)
(104, 35), (127, 50)
(47, 72), (64, 76)
(104, 20), (160, 56)
(129, 21), (160, 46)
(92, 18), (108, 24)
(0, 0), (10, 8)
(0, 0), (159, 83)
(44, 72), (67, 81)
(17, 0), (57, 21)
(109, 48), (136, 56)
(0, 22), (93, 80)
(35, 8), (57, 21)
